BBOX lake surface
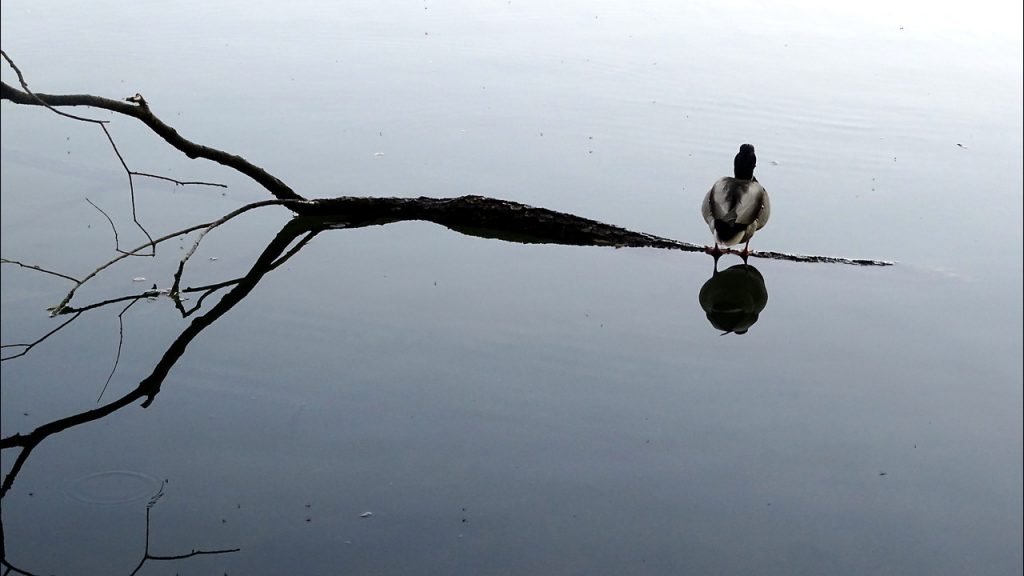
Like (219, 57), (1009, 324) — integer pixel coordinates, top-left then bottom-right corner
(2, 1), (1022, 574)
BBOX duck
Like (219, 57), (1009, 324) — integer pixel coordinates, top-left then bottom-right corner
(701, 143), (771, 258)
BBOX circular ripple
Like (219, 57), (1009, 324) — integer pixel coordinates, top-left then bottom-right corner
(67, 470), (162, 505)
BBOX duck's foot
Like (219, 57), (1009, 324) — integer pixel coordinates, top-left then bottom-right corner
(740, 242), (753, 264)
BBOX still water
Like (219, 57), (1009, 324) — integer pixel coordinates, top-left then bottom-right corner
(2, 1), (1021, 574)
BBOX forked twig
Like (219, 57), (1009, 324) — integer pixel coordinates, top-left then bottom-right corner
(0, 311), (83, 361)
(127, 480), (240, 576)
(47, 199), (305, 315)
(2, 50), (231, 256)
(1, 51), (156, 249)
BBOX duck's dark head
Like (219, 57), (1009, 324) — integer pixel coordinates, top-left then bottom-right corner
(733, 144), (756, 180)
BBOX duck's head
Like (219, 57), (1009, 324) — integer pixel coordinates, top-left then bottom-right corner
(733, 144), (756, 180)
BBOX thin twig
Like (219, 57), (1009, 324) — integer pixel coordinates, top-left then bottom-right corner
(146, 548), (242, 561)
(97, 122), (155, 252)
(125, 480), (239, 575)
(1, 50), (109, 124)
(12, 227), (308, 322)
(60, 289), (164, 314)
(2, 51), (238, 253)
(131, 172), (227, 188)
(85, 197), (122, 253)
(174, 228), (319, 316)
(169, 200), (307, 297)
(1, 311), (83, 361)
(1, 259), (81, 283)
(48, 199), (304, 314)
(2, 55), (304, 202)
(97, 299), (140, 402)
(2, 51), (154, 247)
(722, 247), (893, 266)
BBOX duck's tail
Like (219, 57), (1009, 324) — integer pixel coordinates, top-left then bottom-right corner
(713, 219), (747, 245)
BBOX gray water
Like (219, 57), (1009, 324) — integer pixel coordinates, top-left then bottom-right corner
(2, 1), (1022, 574)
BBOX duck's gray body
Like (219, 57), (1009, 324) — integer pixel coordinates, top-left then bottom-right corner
(702, 144), (770, 249)
(702, 177), (771, 246)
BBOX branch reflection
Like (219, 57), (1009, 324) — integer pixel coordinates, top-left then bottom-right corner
(3, 212), (770, 572)
(1, 217), (323, 574)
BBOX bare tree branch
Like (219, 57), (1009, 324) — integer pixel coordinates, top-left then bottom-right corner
(1, 50), (109, 124)
(0, 259), (81, 283)
(97, 299), (140, 402)
(85, 198), (125, 253)
(168, 199), (306, 297)
(96, 121), (155, 249)
(127, 481), (239, 576)
(45, 199), (306, 315)
(55, 288), (162, 315)
(2, 50), (891, 266)
(2, 51), (157, 247)
(1, 67), (303, 202)
(130, 171), (226, 188)
(294, 195), (895, 265)
(1, 218), (316, 477)
(0, 311), (83, 362)
(0, 211), (313, 365)
(1, 478), (238, 575)
(174, 228), (319, 316)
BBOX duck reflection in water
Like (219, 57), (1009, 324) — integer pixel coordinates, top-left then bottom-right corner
(698, 263), (769, 335)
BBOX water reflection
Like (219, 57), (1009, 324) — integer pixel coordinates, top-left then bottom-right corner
(0, 209), (693, 572)
(0, 202), (870, 573)
(0, 219), (314, 573)
(698, 262), (769, 335)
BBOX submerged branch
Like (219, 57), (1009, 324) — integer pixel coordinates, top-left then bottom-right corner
(298, 195), (893, 266)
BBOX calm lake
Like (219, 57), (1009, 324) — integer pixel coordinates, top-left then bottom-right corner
(2, 1), (1022, 574)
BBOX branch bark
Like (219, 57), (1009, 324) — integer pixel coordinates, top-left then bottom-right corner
(295, 195), (893, 265)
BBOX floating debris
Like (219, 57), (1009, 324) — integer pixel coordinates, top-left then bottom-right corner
(360, 511), (373, 518)
(132, 277), (146, 282)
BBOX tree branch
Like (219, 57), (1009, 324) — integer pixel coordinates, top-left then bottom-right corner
(45, 199), (306, 315)
(296, 195), (894, 265)
(1, 78), (303, 202)
(2, 52), (891, 267)
(0, 311), (83, 362)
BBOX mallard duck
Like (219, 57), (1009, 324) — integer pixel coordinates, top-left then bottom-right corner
(701, 144), (771, 256)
